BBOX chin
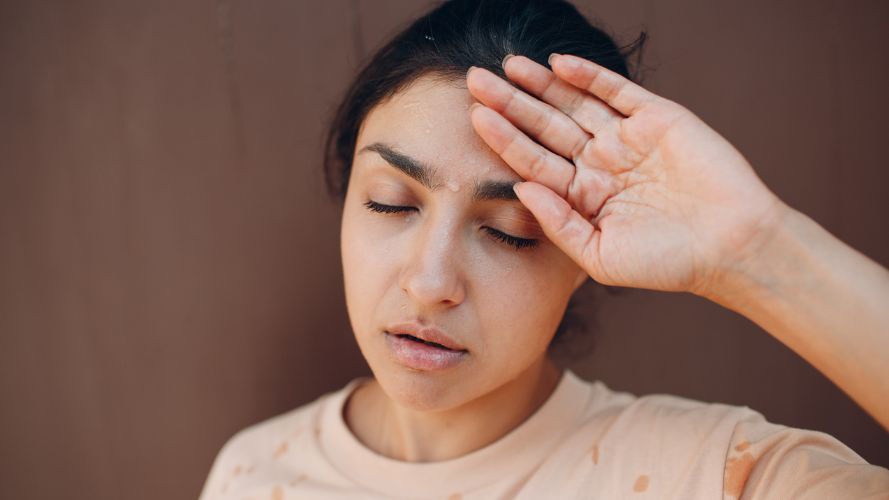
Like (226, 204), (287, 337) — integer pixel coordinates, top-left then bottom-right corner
(355, 332), (480, 412)
(371, 363), (477, 413)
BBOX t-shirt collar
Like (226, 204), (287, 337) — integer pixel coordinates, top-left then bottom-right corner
(318, 369), (591, 498)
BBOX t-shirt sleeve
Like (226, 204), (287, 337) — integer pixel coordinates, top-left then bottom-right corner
(723, 410), (889, 499)
(197, 427), (257, 500)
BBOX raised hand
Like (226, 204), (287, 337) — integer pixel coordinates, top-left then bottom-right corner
(466, 54), (787, 295)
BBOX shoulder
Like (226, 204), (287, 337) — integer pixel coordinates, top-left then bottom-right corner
(577, 379), (758, 446)
(197, 380), (357, 499)
(216, 398), (320, 464)
(719, 408), (889, 498)
(561, 379), (889, 498)
(577, 382), (763, 473)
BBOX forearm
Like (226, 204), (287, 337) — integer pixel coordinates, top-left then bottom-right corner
(701, 202), (889, 431)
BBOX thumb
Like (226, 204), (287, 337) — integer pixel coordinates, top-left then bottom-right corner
(513, 181), (604, 282)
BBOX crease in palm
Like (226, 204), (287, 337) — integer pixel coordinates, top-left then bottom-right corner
(466, 53), (781, 295)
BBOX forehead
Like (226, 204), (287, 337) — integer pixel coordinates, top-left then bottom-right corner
(356, 74), (520, 183)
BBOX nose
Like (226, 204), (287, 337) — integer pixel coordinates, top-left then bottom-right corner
(399, 215), (467, 309)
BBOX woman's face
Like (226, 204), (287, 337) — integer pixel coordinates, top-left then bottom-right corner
(340, 74), (586, 412)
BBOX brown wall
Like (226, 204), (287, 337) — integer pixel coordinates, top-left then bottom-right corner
(1, 1), (887, 498)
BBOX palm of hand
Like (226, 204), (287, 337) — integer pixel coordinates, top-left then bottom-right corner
(467, 54), (783, 294)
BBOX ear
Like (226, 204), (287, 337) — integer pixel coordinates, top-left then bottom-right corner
(572, 269), (589, 293)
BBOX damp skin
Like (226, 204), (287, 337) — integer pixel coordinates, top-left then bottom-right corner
(339, 72), (589, 435)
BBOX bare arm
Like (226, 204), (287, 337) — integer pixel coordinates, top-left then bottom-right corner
(702, 201), (889, 431)
(465, 53), (889, 429)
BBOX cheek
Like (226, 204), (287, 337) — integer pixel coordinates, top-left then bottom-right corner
(341, 208), (398, 332)
(473, 252), (577, 356)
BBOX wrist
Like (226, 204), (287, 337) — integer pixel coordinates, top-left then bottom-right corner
(694, 196), (801, 310)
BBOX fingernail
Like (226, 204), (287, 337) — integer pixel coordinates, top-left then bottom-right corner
(469, 102), (482, 113)
(501, 53), (515, 68)
(512, 182), (524, 197)
(467, 65), (477, 77)
(548, 53), (560, 67)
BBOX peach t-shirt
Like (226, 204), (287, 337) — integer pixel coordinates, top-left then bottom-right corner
(198, 370), (889, 499)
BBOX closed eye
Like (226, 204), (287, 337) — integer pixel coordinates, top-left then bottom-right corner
(363, 200), (417, 214)
(482, 227), (538, 249)
(362, 200), (539, 251)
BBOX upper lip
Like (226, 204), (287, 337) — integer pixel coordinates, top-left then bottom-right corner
(386, 323), (467, 351)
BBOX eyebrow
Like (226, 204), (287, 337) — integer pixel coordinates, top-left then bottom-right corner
(357, 142), (520, 202)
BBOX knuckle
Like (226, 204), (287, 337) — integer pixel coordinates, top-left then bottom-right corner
(551, 204), (573, 236)
(604, 80), (624, 104)
(527, 149), (548, 178)
(531, 108), (554, 136)
(541, 72), (560, 99)
(565, 91), (584, 117)
(502, 87), (521, 114)
(502, 131), (523, 157)
(586, 69), (604, 94)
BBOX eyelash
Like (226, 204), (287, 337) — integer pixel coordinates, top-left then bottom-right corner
(362, 200), (539, 251)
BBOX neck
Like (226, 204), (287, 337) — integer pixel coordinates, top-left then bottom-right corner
(343, 355), (563, 462)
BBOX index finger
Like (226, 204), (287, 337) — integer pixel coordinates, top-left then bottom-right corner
(468, 102), (575, 198)
(466, 66), (591, 161)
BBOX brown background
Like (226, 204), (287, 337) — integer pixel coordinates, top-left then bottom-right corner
(1, 0), (887, 499)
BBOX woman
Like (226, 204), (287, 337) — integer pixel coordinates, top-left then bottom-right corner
(199, 0), (889, 498)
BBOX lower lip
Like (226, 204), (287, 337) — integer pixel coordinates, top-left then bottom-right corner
(384, 332), (467, 371)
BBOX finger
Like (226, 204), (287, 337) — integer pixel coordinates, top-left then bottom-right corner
(469, 103), (574, 198)
(501, 55), (622, 138)
(466, 66), (590, 162)
(550, 54), (655, 117)
(513, 181), (604, 282)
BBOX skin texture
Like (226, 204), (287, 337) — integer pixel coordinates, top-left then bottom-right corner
(467, 54), (784, 295)
(466, 53), (889, 431)
(339, 74), (587, 461)
(339, 49), (889, 462)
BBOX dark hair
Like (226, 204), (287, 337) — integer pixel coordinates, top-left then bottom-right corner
(324, 0), (645, 360)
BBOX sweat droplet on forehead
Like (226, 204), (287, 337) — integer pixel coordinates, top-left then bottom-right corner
(396, 97), (435, 134)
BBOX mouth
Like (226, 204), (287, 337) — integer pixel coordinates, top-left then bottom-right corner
(384, 323), (467, 351)
(391, 333), (465, 352)
(384, 331), (468, 371)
